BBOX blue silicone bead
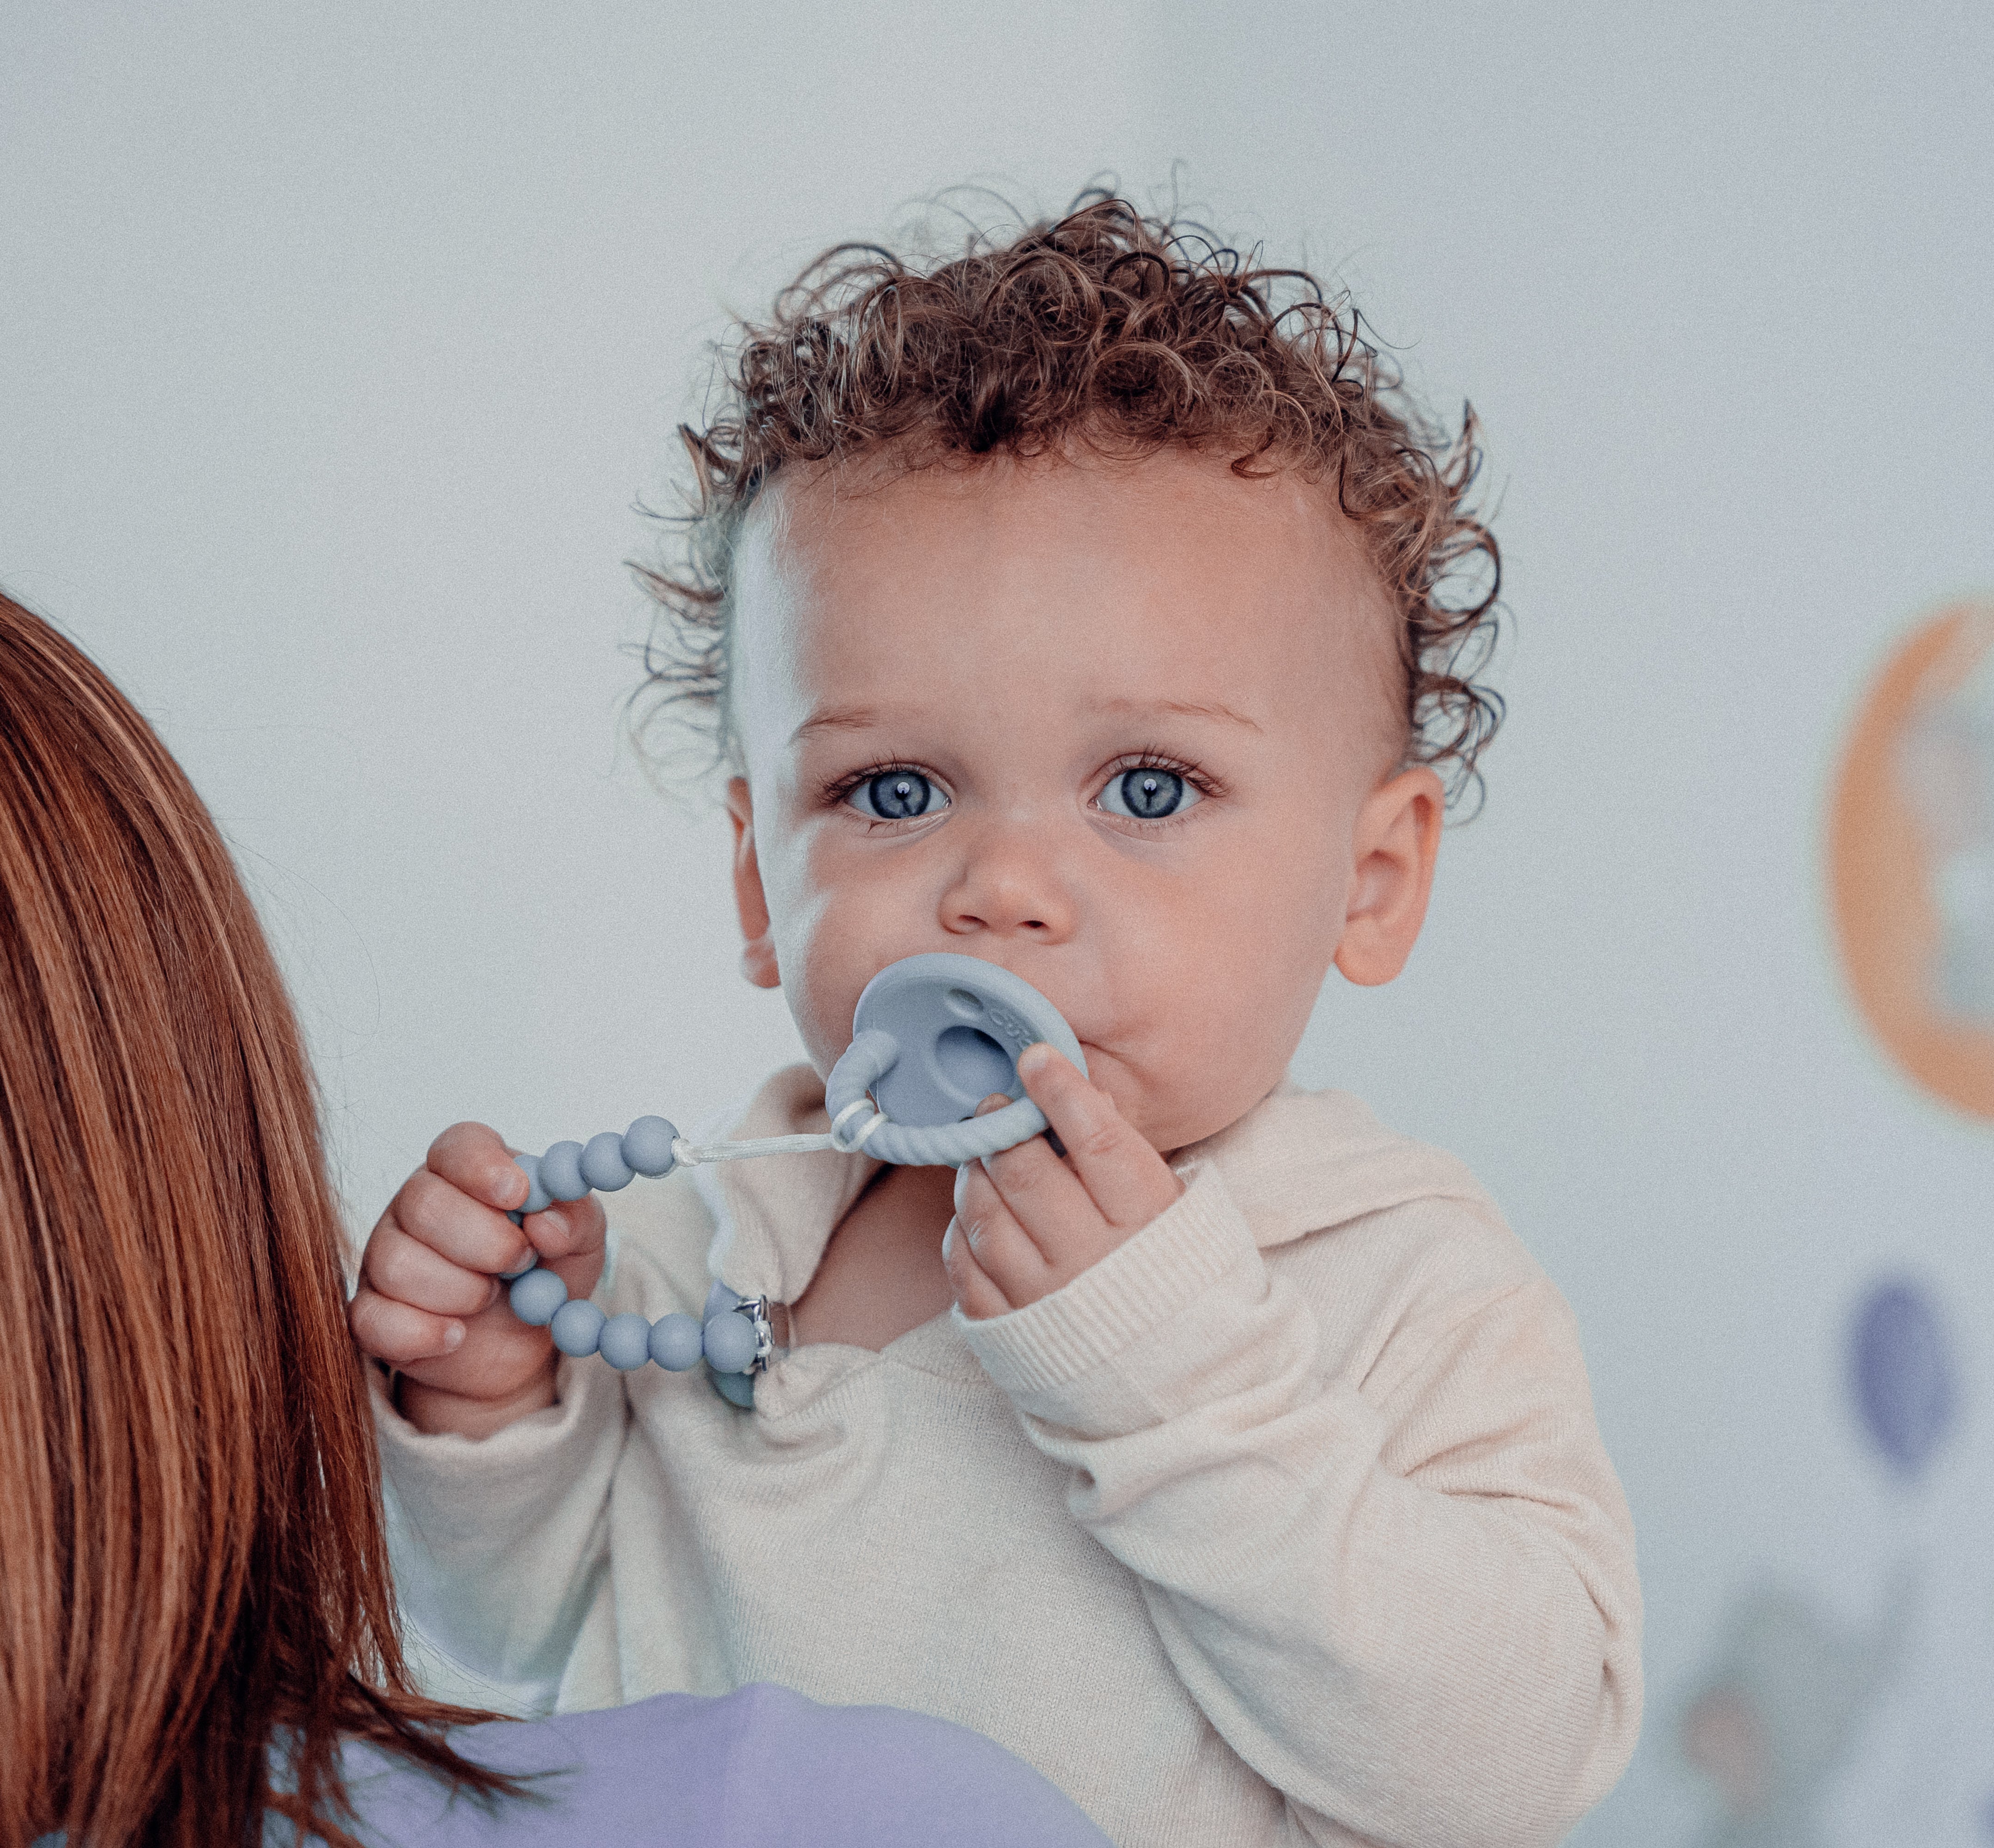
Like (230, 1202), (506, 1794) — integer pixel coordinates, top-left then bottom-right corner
(702, 1310), (758, 1374)
(509, 1268), (568, 1326)
(649, 1313), (704, 1371)
(550, 1299), (606, 1357)
(515, 1151), (553, 1216)
(579, 1131), (635, 1192)
(622, 1115), (679, 1178)
(538, 1139), (589, 1202)
(598, 1311), (653, 1370)
(710, 1367), (756, 1408)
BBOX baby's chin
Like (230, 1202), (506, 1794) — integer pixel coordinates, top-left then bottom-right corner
(1132, 1100), (1250, 1162)
(1108, 1044), (1301, 1158)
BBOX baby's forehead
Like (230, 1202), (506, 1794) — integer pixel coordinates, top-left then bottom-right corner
(729, 452), (1405, 768)
(741, 449), (1390, 638)
(730, 462), (1403, 781)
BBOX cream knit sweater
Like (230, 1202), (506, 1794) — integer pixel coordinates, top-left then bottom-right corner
(377, 1073), (1641, 1847)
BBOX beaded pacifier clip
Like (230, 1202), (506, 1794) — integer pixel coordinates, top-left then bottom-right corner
(498, 953), (1085, 1405)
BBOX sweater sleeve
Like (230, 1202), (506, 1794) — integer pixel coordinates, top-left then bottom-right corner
(957, 1161), (1642, 1848)
(372, 1352), (628, 1717)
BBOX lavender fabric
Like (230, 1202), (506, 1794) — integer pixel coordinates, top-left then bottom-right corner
(329, 1682), (1113, 1848)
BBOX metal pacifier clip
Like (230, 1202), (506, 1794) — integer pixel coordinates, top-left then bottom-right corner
(500, 953), (1086, 1406)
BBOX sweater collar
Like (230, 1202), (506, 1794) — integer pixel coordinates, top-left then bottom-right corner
(701, 1064), (1493, 1304)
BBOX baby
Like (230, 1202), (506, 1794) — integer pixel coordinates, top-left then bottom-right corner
(351, 197), (1642, 1847)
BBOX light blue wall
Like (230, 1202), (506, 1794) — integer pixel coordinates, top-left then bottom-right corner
(5, 5), (1989, 1841)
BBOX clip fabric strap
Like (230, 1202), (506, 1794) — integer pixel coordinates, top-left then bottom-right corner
(670, 1131), (839, 1167)
(622, 1107), (888, 1170)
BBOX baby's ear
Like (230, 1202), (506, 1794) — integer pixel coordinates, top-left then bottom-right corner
(1332, 766), (1443, 987)
(725, 778), (781, 990)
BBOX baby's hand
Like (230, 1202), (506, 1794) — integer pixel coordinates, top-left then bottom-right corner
(943, 1044), (1184, 1318)
(348, 1122), (607, 1438)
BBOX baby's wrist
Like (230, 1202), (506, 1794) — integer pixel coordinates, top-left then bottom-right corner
(393, 1363), (558, 1440)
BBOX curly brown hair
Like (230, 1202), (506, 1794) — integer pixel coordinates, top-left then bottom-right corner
(637, 192), (1501, 798)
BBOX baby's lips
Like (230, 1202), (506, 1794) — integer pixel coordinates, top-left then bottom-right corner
(1022, 1037), (1097, 1082)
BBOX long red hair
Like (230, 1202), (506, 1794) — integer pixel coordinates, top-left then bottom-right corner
(0, 594), (514, 1845)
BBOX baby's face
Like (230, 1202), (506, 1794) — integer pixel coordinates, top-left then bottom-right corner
(727, 447), (1438, 1155)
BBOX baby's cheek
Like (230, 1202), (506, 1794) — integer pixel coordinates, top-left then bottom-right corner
(782, 918), (885, 1076)
(1138, 983), (1296, 1149)
(761, 925), (835, 1070)
(792, 983), (857, 1081)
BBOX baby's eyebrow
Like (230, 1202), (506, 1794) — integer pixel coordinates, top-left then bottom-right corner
(1099, 696), (1264, 732)
(790, 705), (883, 745)
(789, 695), (1262, 746)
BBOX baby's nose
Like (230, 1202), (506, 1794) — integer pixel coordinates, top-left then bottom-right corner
(938, 824), (1076, 942)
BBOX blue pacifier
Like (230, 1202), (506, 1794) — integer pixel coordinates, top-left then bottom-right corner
(823, 953), (1086, 1166)
(497, 954), (1082, 1390)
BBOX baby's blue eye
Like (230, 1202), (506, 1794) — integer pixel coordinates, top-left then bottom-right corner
(1096, 767), (1200, 821)
(848, 770), (947, 821)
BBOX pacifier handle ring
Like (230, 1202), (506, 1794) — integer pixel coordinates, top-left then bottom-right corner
(877, 1095), (1051, 1166)
(828, 1090), (1052, 1167)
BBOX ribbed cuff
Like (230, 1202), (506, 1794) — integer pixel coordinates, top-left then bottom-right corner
(372, 1354), (622, 1543)
(372, 1356), (625, 1704)
(960, 1161), (1260, 1400)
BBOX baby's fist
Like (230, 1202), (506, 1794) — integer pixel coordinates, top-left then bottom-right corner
(348, 1121), (608, 1438)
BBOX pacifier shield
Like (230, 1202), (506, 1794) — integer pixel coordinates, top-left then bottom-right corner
(850, 953), (1087, 1128)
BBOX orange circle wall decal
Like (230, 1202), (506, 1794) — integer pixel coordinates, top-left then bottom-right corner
(1829, 599), (1994, 1119)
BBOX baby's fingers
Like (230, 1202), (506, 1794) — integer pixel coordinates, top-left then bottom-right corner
(364, 1212), (500, 1319)
(428, 1120), (531, 1213)
(413, 1125), (606, 1272)
(394, 1167), (532, 1276)
(348, 1282), (466, 1367)
(520, 1192), (608, 1266)
(940, 1217), (1012, 1320)
(1017, 1044), (1181, 1230)
(950, 1160), (1051, 1308)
